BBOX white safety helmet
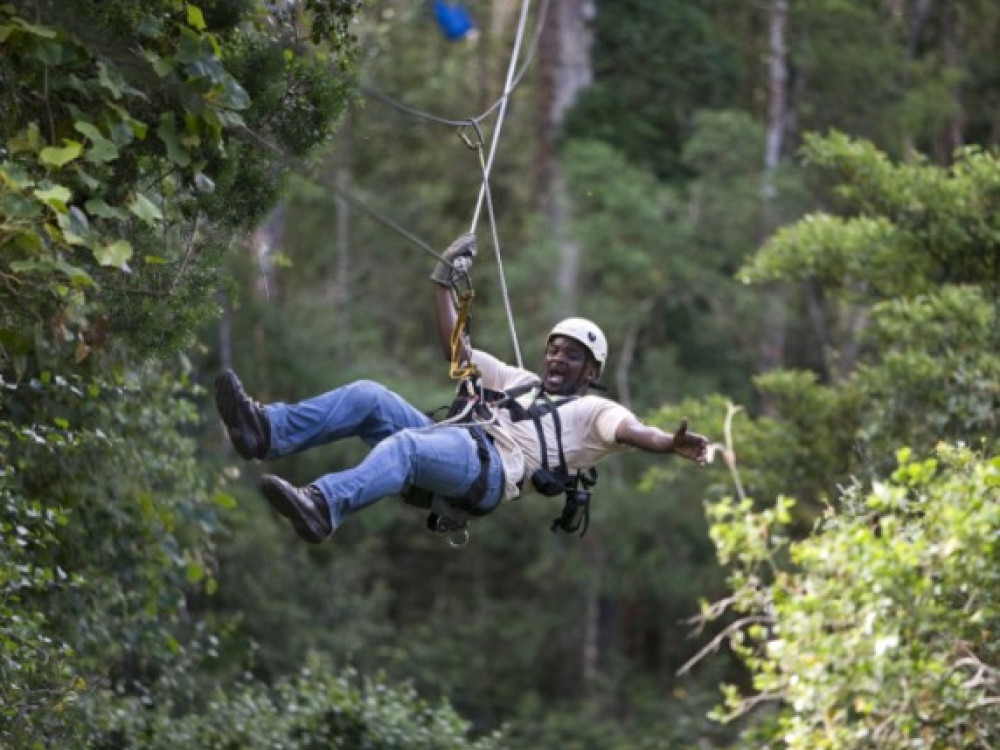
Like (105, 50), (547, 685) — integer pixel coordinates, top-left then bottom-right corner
(547, 317), (608, 376)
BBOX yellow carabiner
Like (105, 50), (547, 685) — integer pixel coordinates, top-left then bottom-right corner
(449, 289), (479, 380)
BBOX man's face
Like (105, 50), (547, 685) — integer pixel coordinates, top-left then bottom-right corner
(542, 336), (597, 395)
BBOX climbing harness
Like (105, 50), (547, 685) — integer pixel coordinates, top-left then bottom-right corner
(411, 379), (601, 543)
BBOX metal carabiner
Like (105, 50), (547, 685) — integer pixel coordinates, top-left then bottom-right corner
(447, 528), (470, 548)
(457, 120), (485, 152)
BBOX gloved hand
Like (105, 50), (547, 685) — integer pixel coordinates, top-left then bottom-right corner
(430, 233), (477, 288)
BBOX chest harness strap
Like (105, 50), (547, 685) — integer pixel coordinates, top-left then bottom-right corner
(496, 385), (598, 537)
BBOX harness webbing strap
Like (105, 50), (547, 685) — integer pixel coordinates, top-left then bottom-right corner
(529, 395), (568, 476)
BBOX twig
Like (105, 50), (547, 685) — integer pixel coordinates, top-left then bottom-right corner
(169, 211), (201, 293)
(683, 593), (739, 635)
(717, 689), (783, 722)
(677, 614), (772, 676)
(723, 402), (746, 501)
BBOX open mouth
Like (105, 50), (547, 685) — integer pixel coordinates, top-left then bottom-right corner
(544, 365), (568, 389)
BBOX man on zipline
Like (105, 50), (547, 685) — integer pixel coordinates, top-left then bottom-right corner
(215, 234), (709, 544)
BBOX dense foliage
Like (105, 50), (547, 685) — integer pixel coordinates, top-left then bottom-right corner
(706, 446), (1000, 748)
(691, 131), (999, 746)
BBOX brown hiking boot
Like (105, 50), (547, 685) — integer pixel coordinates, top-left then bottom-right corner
(259, 474), (334, 544)
(214, 369), (270, 460)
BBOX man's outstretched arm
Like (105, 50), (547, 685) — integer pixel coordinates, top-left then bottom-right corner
(615, 418), (709, 464)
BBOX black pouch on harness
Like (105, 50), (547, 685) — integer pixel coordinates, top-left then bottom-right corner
(531, 467), (568, 497)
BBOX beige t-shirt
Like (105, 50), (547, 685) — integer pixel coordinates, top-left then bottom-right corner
(471, 350), (635, 501)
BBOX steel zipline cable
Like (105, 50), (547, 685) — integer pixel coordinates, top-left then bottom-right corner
(253, 0), (545, 367)
(355, 0), (546, 369)
(359, 0), (551, 131)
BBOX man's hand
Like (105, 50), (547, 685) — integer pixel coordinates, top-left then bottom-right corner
(430, 233), (477, 288)
(671, 419), (709, 465)
(615, 416), (710, 464)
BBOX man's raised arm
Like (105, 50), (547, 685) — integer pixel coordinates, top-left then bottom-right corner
(430, 234), (477, 363)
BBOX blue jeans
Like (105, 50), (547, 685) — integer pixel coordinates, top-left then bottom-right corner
(262, 380), (504, 528)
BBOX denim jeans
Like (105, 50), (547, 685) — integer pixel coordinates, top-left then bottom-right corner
(262, 380), (504, 528)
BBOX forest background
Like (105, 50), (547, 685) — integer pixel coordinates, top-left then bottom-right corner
(1, 0), (998, 748)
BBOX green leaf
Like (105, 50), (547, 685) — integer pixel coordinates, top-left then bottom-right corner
(57, 260), (95, 285)
(1, 192), (41, 219)
(9, 260), (53, 274)
(212, 78), (250, 110)
(141, 49), (175, 78)
(95, 239), (133, 270)
(10, 258), (93, 285)
(8, 122), (42, 154)
(157, 115), (191, 167)
(73, 166), (101, 191)
(84, 198), (128, 221)
(29, 39), (63, 66)
(10, 17), (57, 39)
(211, 492), (237, 510)
(96, 61), (127, 99)
(107, 102), (149, 142)
(186, 3), (207, 31)
(32, 184), (72, 211)
(56, 206), (92, 245)
(74, 122), (119, 164)
(137, 13), (163, 38)
(8, 228), (44, 252)
(186, 561), (205, 583)
(94, 240), (132, 271)
(0, 163), (34, 190)
(128, 193), (163, 225)
(39, 140), (83, 168)
(85, 139), (118, 164)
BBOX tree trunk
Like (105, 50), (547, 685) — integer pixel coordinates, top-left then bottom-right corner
(941, 0), (964, 158)
(757, 0), (790, 413)
(536, 0), (595, 312)
(535, 0), (605, 701)
(903, 0), (935, 160)
(615, 298), (653, 411)
(581, 538), (601, 694)
(217, 290), (232, 372)
(335, 113), (352, 363)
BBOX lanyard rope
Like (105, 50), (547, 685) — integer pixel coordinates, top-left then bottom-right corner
(464, 0), (533, 368)
(468, 0), (533, 233)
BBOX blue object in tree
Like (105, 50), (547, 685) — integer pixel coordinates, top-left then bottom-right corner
(434, 0), (476, 41)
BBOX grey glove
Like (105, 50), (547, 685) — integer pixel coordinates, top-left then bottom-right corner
(430, 233), (477, 288)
